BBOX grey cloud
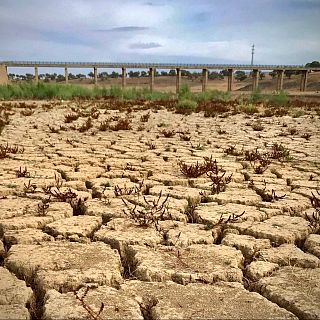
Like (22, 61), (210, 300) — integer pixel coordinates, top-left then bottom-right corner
(129, 42), (162, 49)
(95, 26), (149, 32)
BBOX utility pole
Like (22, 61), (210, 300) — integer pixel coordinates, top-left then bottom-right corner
(251, 44), (255, 66)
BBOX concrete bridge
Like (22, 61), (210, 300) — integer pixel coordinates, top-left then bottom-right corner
(1, 61), (320, 93)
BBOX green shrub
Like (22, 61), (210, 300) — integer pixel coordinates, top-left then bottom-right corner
(178, 84), (193, 100)
(268, 90), (289, 106)
(176, 99), (197, 115)
(195, 90), (231, 103)
(240, 103), (259, 115)
(249, 88), (265, 103)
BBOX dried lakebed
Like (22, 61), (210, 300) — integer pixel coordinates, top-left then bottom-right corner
(0, 100), (320, 319)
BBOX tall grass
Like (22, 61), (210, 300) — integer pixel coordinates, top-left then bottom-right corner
(0, 83), (174, 101)
(248, 89), (289, 106)
(0, 83), (289, 108)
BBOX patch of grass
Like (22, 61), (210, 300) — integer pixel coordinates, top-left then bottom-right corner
(176, 99), (197, 115)
(248, 88), (265, 104)
(240, 103), (259, 115)
(268, 90), (289, 106)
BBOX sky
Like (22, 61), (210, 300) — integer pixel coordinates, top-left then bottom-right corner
(0, 0), (319, 74)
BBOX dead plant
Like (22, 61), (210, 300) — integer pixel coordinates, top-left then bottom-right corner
(74, 287), (105, 320)
(269, 143), (290, 161)
(0, 143), (24, 159)
(114, 181), (143, 197)
(122, 191), (170, 229)
(249, 180), (286, 202)
(224, 145), (243, 156)
(109, 118), (132, 131)
(37, 198), (50, 216)
(214, 211), (246, 226)
(64, 113), (80, 123)
(23, 180), (37, 194)
(160, 129), (176, 138)
(98, 121), (109, 131)
(180, 134), (191, 141)
(140, 112), (151, 122)
(185, 197), (201, 223)
(203, 158), (232, 194)
(78, 117), (93, 132)
(179, 160), (207, 178)
(16, 167), (30, 178)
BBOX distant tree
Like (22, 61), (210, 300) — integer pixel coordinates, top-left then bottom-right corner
(234, 71), (247, 81)
(220, 69), (229, 77)
(25, 73), (34, 81)
(8, 73), (15, 80)
(269, 70), (277, 79)
(305, 61), (320, 69)
(208, 71), (223, 80)
(160, 71), (168, 76)
(110, 71), (119, 78)
(88, 72), (94, 79)
(169, 69), (176, 76)
(98, 72), (108, 80)
(181, 70), (191, 77)
(68, 73), (77, 80)
(284, 70), (296, 79)
(76, 73), (86, 79)
(56, 74), (65, 82)
(128, 71), (140, 77)
(140, 71), (147, 77)
(259, 72), (265, 80)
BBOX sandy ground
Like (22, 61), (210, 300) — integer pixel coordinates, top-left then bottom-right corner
(0, 99), (320, 319)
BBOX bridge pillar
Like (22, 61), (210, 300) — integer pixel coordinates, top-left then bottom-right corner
(227, 68), (233, 91)
(122, 67), (126, 89)
(202, 69), (208, 92)
(176, 68), (181, 93)
(65, 67), (68, 84)
(277, 70), (284, 91)
(149, 67), (155, 92)
(300, 70), (308, 92)
(252, 69), (259, 90)
(0, 64), (8, 85)
(94, 67), (98, 85)
(34, 67), (39, 84)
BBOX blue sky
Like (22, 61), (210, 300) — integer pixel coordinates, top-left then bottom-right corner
(0, 0), (319, 72)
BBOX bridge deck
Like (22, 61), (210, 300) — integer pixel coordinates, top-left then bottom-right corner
(2, 61), (319, 71)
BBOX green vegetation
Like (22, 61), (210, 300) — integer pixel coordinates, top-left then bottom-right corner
(176, 99), (197, 114)
(0, 83), (173, 100)
(248, 88), (289, 106)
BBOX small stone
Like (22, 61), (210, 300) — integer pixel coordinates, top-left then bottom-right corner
(246, 261), (279, 281)
(43, 287), (143, 320)
(0, 267), (33, 305)
(222, 233), (271, 259)
(258, 267), (320, 319)
(4, 228), (54, 248)
(5, 242), (123, 293)
(126, 244), (244, 284)
(121, 280), (296, 319)
(256, 244), (320, 268)
(304, 234), (320, 259)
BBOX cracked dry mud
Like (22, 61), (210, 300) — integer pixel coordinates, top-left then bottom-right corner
(0, 99), (320, 319)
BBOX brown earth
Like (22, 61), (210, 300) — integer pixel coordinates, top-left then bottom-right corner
(0, 99), (320, 319)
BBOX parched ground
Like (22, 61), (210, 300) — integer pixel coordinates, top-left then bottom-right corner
(0, 99), (320, 319)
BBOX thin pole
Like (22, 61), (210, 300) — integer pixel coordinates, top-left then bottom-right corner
(251, 44), (255, 66)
